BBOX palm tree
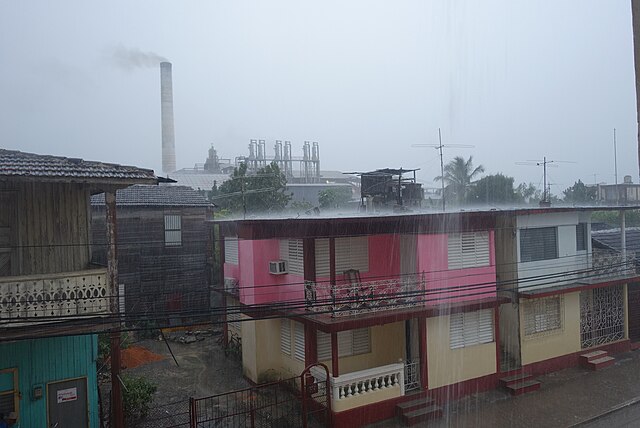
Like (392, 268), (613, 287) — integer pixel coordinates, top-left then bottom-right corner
(435, 156), (485, 205)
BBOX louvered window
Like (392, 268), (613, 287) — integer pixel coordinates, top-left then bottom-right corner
(227, 310), (241, 333)
(450, 309), (494, 349)
(448, 232), (490, 269)
(316, 328), (371, 360)
(576, 223), (588, 251)
(523, 296), (563, 337)
(164, 215), (182, 246)
(280, 319), (291, 356)
(520, 227), (558, 262)
(225, 237), (239, 264)
(315, 237), (369, 277)
(280, 239), (304, 275)
(294, 321), (306, 361)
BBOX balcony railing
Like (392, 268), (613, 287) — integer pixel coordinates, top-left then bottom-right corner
(312, 363), (405, 412)
(589, 249), (637, 281)
(304, 273), (425, 317)
(224, 277), (239, 297)
(0, 268), (109, 325)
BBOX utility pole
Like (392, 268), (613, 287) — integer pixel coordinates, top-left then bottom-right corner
(631, 0), (640, 181)
(614, 128), (619, 206)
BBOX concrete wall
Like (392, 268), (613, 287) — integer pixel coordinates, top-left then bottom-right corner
(519, 292), (581, 365)
(241, 316), (285, 383)
(516, 212), (591, 290)
(426, 314), (497, 389)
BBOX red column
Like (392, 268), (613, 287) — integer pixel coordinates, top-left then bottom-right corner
(331, 332), (339, 377)
(305, 324), (318, 367)
(494, 305), (501, 373)
(418, 317), (428, 390)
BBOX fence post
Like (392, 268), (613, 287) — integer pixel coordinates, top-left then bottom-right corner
(189, 397), (196, 428)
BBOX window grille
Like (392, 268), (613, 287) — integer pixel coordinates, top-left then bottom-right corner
(316, 328), (371, 360)
(523, 296), (563, 337)
(520, 227), (558, 262)
(315, 237), (369, 277)
(448, 232), (490, 269)
(225, 237), (239, 264)
(0, 368), (18, 418)
(164, 214), (182, 246)
(580, 286), (625, 349)
(280, 239), (304, 275)
(576, 223), (588, 251)
(450, 309), (494, 349)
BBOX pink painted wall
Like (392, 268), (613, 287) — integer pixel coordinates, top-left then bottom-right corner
(224, 239), (304, 305)
(416, 231), (496, 305)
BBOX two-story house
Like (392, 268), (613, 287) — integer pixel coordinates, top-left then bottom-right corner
(90, 184), (214, 326)
(0, 149), (156, 428)
(217, 206), (640, 427)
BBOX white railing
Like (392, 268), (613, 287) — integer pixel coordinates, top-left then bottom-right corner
(590, 249), (637, 279)
(305, 274), (425, 317)
(0, 268), (109, 324)
(314, 363), (405, 403)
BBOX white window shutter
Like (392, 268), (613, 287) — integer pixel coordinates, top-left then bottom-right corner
(337, 331), (353, 357)
(450, 313), (465, 349)
(352, 328), (371, 355)
(477, 309), (494, 343)
(294, 322), (305, 361)
(315, 239), (330, 277)
(448, 232), (489, 269)
(225, 237), (239, 264)
(450, 309), (493, 349)
(317, 331), (331, 361)
(280, 319), (291, 356)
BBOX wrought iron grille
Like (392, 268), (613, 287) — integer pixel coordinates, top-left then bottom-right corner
(580, 285), (625, 349)
(523, 296), (563, 338)
(404, 359), (421, 392)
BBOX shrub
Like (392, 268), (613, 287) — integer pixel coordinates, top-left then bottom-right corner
(122, 374), (157, 420)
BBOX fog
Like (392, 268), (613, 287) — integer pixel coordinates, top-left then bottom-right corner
(0, 0), (637, 192)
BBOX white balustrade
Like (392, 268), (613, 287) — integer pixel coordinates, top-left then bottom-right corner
(315, 363), (405, 403)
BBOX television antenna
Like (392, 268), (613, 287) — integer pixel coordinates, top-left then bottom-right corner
(516, 157), (575, 205)
(412, 128), (474, 211)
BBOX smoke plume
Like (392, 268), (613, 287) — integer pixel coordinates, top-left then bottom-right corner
(109, 45), (168, 71)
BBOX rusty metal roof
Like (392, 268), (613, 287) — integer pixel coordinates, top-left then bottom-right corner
(0, 149), (157, 184)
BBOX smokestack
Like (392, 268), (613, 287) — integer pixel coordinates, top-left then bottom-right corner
(160, 62), (176, 173)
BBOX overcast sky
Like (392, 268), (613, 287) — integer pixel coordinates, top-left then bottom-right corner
(1, 1), (637, 192)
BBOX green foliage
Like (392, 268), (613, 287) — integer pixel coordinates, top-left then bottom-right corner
(562, 180), (597, 204)
(122, 374), (157, 421)
(592, 210), (640, 227)
(515, 182), (543, 205)
(210, 162), (291, 214)
(98, 333), (131, 361)
(434, 156), (484, 205)
(468, 173), (522, 205)
(318, 187), (353, 209)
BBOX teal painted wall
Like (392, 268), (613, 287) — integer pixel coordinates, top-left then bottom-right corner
(0, 335), (99, 428)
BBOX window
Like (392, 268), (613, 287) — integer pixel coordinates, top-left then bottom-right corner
(520, 227), (558, 262)
(315, 237), (369, 277)
(280, 320), (306, 362)
(164, 214), (182, 246)
(523, 296), (563, 337)
(225, 237), (239, 264)
(0, 368), (18, 419)
(450, 309), (494, 349)
(316, 328), (371, 360)
(280, 239), (304, 275)
(576, 223), (588, 251)
(448, 232), (490, 269)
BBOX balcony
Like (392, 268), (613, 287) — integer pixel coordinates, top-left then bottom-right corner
(312, 363), (405, 413)
(304, 274), (425, 317)
(581, 249), (638, 284)
(0, 268), (109, 326)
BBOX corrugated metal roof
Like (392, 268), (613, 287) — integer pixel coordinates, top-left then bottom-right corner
(91, 184), (214, 207)
(592, 228), (640, 253)
(0, 149), (156, 182)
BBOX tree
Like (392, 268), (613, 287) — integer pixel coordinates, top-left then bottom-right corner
(562, 180), (597, 205)
(515, 182), (542, 205)
(468, 174), (522, 205)
(318, 187), (353, 209)
(211, 162), (291, 214)
(434, 156), (484, 205)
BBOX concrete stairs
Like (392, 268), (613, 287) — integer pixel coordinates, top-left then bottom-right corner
(396, 395), (443, 426)
(580, 350), (616, 371)
(499, 373), (541, 396)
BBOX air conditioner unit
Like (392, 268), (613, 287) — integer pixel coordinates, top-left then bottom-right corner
(269, 260), (287, 275)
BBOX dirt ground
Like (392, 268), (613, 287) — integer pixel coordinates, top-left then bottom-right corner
(123, 332), (251, 404)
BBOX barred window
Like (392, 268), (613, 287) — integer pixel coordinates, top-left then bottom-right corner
(448, 232), (490, 269)
(0, 368), (18, 419)
(576, 223), (588, 251)
(523, 296), (563, 337)
(316, 328), (371, 361)
(450, 309), (494, 349)
(164, 215), (182, 246)
(520, 227), (558, 262)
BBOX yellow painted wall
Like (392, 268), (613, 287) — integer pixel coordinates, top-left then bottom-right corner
(241, 316), (283, 383)
(318, 322), (405, 375)
(519, 292), (581, 365)
(426, 315), (497, 389)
